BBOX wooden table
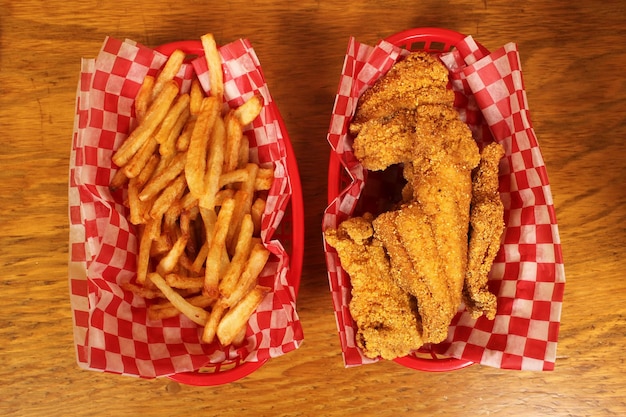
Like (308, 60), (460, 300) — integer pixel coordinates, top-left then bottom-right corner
(2, 1), (625, 415)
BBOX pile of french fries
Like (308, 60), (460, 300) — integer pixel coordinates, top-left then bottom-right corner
(111, 33), (274, 347)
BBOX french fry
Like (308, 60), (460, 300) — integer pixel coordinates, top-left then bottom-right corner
(148, 293), (214, 321)
(113, 81), (179, 168)
(219, 167), (248, 189)
(238, 135), (250, 169)
(148, 272), (210, 326)
(224, 111), (243, 173)
(121, 281), (164, 299)
(137, 220), (158, 284)
(110, 168), (129, 192)
(155, 93), (190, 145)
(230, 326), (248, 346)
(127, 177), (143, 225)
(199, 115), (225, 210)
(135, 75), (155, 122)
(216, 286), (270, 346)
(232, 93), (263, 126)
(149, 174), (187, 220)
(123, 135), (159, 179)
(152, 49), (185, 100)
(203, 197), (235, 298)
(219, 214), (254, 298)
(189, 78), (204, 116)
(226, 163), (258, 250)
(250, 197), (266, 236)
(176, 117), (196, 152)
(255, 168), (274, 191)
(165, 273), (204, 291)
(156, 234), (189, 276)
(201, 33), (223, 101)
(221, 242), (270, 307)
(161, 106), (190, 157)
(139, 151), (186, 202)
(202, 302), (226, 344)
(185, 96), (220, 198)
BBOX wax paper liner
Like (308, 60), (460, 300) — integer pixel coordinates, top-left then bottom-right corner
(323, 36), (565, 371)
(68, 36), (303, 378)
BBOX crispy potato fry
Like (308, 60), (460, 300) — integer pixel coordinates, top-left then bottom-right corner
(157, 234), (189, 276)
(161, 106), (190, 157)
(121, 281), (163, 299)
(149, 174), (187, 220)
(203, 197), (235, 298)
(148, 273), (210, 326)
(189, 78), (204, 116)
(238, 135), (250, 169)
(165, 273), (204, 291)
(201, 33), (223, 101)
(155, 93), (190, 145)
(199, 115), (225, 210)
(139, 152), (186, 202)
(226, 163), (258, 250)
(224, 111), (244, 173)
(217, 286), (270, 346)
(233, 93), (263, 126)
(250, 197), (266, 236)
(219, 214), (254, 298)
(137, 221), (157, 284)
(230, 326), (248, 346)
(221, 242), (270, 307)
(176, 117), (196, 152)
(148, 294), (214, 321)
(123, 135), (159, 179)
(110, 168), (129, 192)
(135, 75), (155, 122)
(255, 168), (274, 191)
(152, 49), (185, 100)
(185, 96), (220, 198)
(218, 167), (248, 189)
(202, 302), (226, 344)
(113, 81), (179, 168)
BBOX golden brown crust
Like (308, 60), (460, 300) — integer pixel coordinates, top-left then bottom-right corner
(464, 142), (506, 320)
(324, 215), (423, 360)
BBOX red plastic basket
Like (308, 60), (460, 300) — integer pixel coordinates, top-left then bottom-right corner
(327, 28), (490, 372)
(151, 41), (304, 386)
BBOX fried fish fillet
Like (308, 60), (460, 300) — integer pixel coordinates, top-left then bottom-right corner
(324, 214), (423, 360)
(350, 52), (453, 130)
(464, 142), (505, 319)
(373, 205), (455, 344)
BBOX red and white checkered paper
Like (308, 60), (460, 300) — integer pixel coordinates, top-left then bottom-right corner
(69, 37), (303, 378)
(323, 36), (565, 371)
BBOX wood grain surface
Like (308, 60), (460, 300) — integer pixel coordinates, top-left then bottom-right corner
(1, 0), (625, 416)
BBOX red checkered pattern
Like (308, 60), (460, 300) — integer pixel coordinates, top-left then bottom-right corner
(69, 37), (303, 379)
(323, 35), (565, 371)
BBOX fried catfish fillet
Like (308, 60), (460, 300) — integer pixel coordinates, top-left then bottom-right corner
(324, 214), (423, 360)
(373, 205), (456, 344)
(350, 52), (453, 130)
(349, 52), (456, 172)
(464, 142), (505, 319)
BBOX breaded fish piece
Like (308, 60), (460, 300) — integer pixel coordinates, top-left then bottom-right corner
(351, 108), (418, 171)
(324, 214), (423, 360)
(373, 205), (455, 344)
(464, 142), (505, 319)
(351, 52), (453, 127)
